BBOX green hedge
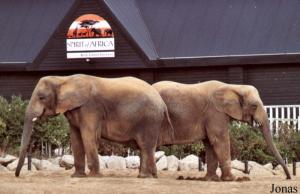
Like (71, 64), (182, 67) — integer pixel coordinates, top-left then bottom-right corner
(0, 96), (69, 156)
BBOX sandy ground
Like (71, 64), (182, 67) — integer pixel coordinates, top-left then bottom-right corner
(0, 169), (299, 194)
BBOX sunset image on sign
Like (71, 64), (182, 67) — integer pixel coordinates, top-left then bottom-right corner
(67, 14), (113, 39)
(66, 14), (115, 59)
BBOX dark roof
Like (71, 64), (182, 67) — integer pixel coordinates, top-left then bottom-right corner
(1, 0), (300, 67)
(0, 0), (75, 63)
(104, 0), (158, 60)
(105, 0), (300, 61)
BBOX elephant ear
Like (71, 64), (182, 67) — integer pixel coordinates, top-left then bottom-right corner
(212, 86), (243, 120)
(56, 76), (92, 114)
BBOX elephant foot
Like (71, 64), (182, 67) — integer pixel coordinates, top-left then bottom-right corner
(71, 172), (87, 178)
(236, 176), (251, 182)
(137, 172), (155, 178)
(203, 174), (220, 182)
(221, 174), (236, 181)
(88, 172), (103, 178)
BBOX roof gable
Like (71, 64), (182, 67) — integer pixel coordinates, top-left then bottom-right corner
(103, 0), (158, 60)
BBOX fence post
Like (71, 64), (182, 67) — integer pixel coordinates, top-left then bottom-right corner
(27, 144), (32, 171)
(275, 107), (279, 136)
(269, 107), (273, 133)
(293, 159), (296, 176)
(198, 156), (204, 171)
(298, 116), (300, 131)
(244, 160), (249, 174)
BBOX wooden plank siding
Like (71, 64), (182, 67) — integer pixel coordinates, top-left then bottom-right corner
(37, 0), (147, 71)
(245, 64), (300, 105)
(0, 72), (42, 100)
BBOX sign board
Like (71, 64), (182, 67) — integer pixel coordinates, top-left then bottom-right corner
(66, 14), (115, 59)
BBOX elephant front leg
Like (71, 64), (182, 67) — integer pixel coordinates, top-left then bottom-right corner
(211, 133), (236, 181)
(70, 126), (87, 178)
(80, 126), (101, 177)
(203, 140), (220, 181)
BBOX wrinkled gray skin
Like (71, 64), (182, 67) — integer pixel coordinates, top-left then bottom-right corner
(153, 80), (291, 181)
(16, 74), (174, 178)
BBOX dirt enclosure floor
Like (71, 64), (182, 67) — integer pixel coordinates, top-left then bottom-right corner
(0, 169), (299, 194)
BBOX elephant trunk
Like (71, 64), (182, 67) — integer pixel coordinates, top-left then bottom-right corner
(15, 115), (35, 177)
(261, 121), (291, 179)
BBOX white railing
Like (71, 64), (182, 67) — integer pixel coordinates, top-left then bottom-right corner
(265, 105), (300, 135)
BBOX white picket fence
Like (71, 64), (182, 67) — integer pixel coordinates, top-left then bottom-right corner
(265, 105), (300, 135)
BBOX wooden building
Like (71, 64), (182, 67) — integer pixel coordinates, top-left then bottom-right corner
(1, 0), (300, 105)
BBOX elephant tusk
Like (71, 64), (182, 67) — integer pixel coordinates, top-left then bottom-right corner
(32, 117), (38, 122)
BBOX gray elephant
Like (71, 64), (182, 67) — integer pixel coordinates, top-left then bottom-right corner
(15, 74), (174, 178)
(153, 80), (291, 181)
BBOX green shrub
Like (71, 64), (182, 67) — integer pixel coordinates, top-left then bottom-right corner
(230, 121), (300, 164)
(229, 121), (274, 164)
(275, 123), (300, 161)
(0, 95), (70, 156)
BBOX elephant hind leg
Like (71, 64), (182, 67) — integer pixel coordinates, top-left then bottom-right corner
(203, 139), (220, 181)
(135, 125), (159, 178)
(137, 148), (157, 178)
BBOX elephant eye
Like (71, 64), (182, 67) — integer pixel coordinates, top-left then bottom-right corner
(39, 96), (46, 101)
(251, 104), (257, 110)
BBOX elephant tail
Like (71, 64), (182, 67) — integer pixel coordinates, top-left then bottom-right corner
(159, 108), (175, 146)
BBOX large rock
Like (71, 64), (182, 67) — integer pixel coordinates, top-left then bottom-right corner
(179, 154), (199, 171)
(231, 160), (245, 172)
(155, 151), (165, 161)
(0, 154), (17, 166)
(156, 156), (167, 171)
(7, 159), (37, 172)
(33, 159), (61, 171)
(248, 161), (275, 176)
(106, 156), (126, 170)
(60, 155), (74, 170)
(48, 157), (61, 166)
(0, 164), (8, 172)
(98, 155), (107, 169)
(166, 155), (179, 171)
(125, 156), (140, 169)
(263, 163), (273, 170)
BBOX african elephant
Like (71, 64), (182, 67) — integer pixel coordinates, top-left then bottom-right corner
(15, 74), (174, 178)
(152, 80), (291, 181)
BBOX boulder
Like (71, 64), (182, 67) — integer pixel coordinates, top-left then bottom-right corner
(179, 154), (199, 171)
(106, 156), (126, 170)
(263, 163), (273, 170)
(231, 160), (245, 172)
(48, 157), (61, 166)
(0, 164), (8, 172)
(156, 156), (167, 171)
(33, 159), (61, 171)
(98, 155), (107, 169)
(166, 155), (179, 171)
(125, 156), (140, 169)
(7, 159), (37, 172)
(60, 155), (74, 170)
(155, 151), (165, 161)
(248, 161), (275, 176)
(0, 154), (17, 166)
